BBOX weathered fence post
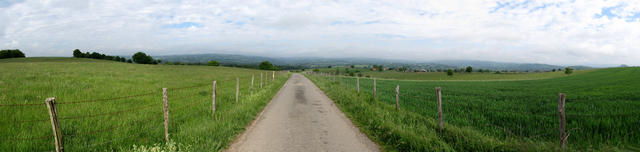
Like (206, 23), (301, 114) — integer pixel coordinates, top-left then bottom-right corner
(558, 93), (567, 149)
(250, 74), (254, 93)
(162, 88), (170, 142)
(212, 81), (217, 114)
(436, 87), (443, 131)
(236, 77), (239, 103)
(45, 98), (63, 152)
(373, 78), (377, 101)
(272, 71), (275, 81)
(395, 85), (400, 111)
(357, 77), (360, 93)
(260, 73), (263, 88)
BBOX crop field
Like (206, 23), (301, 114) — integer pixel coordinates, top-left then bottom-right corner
(316, 67), (592, 81)
(307, 68), (640, 151)
(0, 58), (289, 151)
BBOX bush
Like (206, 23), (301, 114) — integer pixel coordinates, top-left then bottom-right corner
(466, 66), (473, 73)
(0, 49), (26, 59)
(132, 52), (154, 64)
(207, 60), (220, 66)
(72, 49), (83, 58)
(259, 61), (275, 70)
(564, 67), (573, 75)
(447, 69), (454, 76)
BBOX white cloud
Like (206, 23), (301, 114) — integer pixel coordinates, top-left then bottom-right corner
(0, 0), (639, 66)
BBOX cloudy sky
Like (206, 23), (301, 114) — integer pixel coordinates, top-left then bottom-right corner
(1, 0), (639, 66)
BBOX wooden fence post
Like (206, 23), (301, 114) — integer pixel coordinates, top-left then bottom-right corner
(373, 78), (377, 101)
(162, 88), (170, 142)
(45, 98), (63, 152)
(357, 77), (360, 93)
(236, 77), (239, 103)
(250, 74), (254, 93)
(260, 73), (263, 88)
(395, 85), (400, 111)
(272, 71), (275, 81)
(558, 93), (567, 149)
(212, 81), (217, 114)
(436, 87), (443, 131)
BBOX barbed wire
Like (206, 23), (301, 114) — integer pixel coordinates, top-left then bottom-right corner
(57, 92), (157, 105)
(59, 102), (159, 121)
(64, 114), (159, 137)
(0, 135), (51, 142)
(0, 102), (46, 107)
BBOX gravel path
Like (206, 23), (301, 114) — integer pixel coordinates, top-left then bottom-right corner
(226, 74), (380, 152)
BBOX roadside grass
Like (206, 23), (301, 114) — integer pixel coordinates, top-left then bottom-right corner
(0, 57), (289, 151)
(306, 67), (640, 151)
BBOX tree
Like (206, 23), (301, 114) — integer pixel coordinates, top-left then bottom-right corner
(259, 61), (275, 70)
(207, 60), (220, 66)
(73, 49), (83, 58)
(350, 65), (355, 68)
(465, 66), (473, 73)
(0, 49), (26, 59)
(132, 52), (153, 64)
(447, 69), (454, 76)
(328, 65), (332, 68)
(564, 67), (573, 75)
(552, 69), (556, 72)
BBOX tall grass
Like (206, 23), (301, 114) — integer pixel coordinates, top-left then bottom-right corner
(0, 57), (289, 151)
(307, 67), (640, 151)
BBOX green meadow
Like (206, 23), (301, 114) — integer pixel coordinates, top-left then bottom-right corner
(0, 57), (289, 151)
(307, 67), (640, 151)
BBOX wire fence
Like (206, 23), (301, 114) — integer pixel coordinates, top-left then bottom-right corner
(308, 71), (640, 148)
(2, 71), (289, 151)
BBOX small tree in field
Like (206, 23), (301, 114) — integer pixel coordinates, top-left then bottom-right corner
(465, 66), (473, 73)
(259, 61), (275, 70)
(207, 60), (220, 66)
(447, 69), (454, 76)
(564, 67), (573, 75)
(73, 49), (83, 58)
(132, 52), (153, 64)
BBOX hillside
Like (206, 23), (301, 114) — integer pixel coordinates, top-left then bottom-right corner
(154, 54), (591, 71)
(0, 57), (289, 151)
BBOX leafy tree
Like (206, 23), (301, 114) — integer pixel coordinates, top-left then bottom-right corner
(0, 49), (26, 59)
(447, 69), (454, 76)
(259, 61), (275, 70)
(73, 49), (83, 58)
(465, 66), (473, 73)
(552, 69), (556, 72)
(350, 65), (355, 68)
(565, 67), (573, 75)
(126, 59), (132, 63)
(132, 52), (154, 64)
(207, 60), (220, 66)
(328, 65), (332, 68)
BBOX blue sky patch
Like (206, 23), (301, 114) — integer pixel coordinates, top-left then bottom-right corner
(163, 22), (203, 29)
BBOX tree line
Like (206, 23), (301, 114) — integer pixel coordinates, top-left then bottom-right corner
(73, 49), (161, 64)
(0, 49), (26, 59)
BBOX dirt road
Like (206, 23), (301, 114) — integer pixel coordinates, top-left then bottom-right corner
(226, 74), (379, 152)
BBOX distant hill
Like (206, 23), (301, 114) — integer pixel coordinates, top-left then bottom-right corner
(155, 54), (592, 71)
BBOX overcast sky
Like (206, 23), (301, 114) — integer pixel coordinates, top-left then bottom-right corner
(1, 0), (639, 66)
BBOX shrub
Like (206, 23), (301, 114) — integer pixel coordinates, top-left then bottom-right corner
(259, 61), (275, 70)
(132, 52), (154, 64)
(447, 69), (454, 76)
(207, 60), (220, 66)
(565, 67), (573, 75)
(466, 66), (473, 73)
(0, 49), (26, 59)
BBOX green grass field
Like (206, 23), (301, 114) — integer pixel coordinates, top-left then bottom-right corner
(0, 57), (289, 151)
(316, 67), (593, 81)
(307, 67), (640, 151)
